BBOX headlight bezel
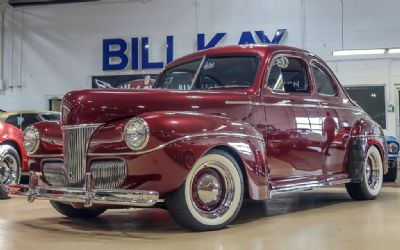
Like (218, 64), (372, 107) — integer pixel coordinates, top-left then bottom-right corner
(123, 118), (150, 151)
(388, 142), (399, 154)
(23, 126), (41, 155)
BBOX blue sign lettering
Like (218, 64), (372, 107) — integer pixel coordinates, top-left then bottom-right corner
(103, 38), (129, 71)
(197, 33), (226, 50)
(103, 29), (287, 71)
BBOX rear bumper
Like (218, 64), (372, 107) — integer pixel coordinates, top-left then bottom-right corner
(7, 172), (159, 207)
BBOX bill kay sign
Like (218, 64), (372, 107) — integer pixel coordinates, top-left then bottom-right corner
(103, 29), (287, 71)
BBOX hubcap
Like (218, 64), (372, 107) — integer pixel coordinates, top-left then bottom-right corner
(365, 153), (380, 190)
(197, 174), (222, 204)
(0, 154), (19, 185)
(190, 162), (235, 219)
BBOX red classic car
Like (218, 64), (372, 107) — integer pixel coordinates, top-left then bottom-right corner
(0, 121), (28, 185)
(8, 45), (388, 231)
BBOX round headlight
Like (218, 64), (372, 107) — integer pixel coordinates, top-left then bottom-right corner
(23, 126), (40, 154)
(123, 118), (149, 151)
(388, 142), (399, 154)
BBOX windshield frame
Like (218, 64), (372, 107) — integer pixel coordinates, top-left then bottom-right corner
(154, 53), (261, 91)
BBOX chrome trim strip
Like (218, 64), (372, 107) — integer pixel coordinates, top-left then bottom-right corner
(88, 132), (264, 157)
(351, 135), (385, 139)
(225, 101), (364, 113)
(7, 172), (158, 207)
(270, 178), (351, 197)
(29, 154), (63, 158)
(62, 123), (102, 130)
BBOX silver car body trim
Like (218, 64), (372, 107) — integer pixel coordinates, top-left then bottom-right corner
(270, 178), (351, 197)
(62, 123), (103, 130)
(88, 132), (264, 157)
(225, 101), (365, 113)
(7, 172), (159, 207)
(351, 135), (385, 139)
(29, 154), (63, 158)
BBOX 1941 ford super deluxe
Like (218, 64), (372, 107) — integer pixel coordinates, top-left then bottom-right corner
(8, 45), (388, 231)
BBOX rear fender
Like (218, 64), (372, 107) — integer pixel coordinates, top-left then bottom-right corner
(348, 118), (388, 182)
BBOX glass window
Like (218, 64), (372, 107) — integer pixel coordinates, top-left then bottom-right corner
(156, 59), (201, 90)
(312, 64), (336, 96)
(156, 56), (259, 90)
(267, 58), (310, 93)
(21, 114), (41, 130)
(5, 115), (19, 128)
(40, 113), (60, 121)
(344, 86), (386, 129)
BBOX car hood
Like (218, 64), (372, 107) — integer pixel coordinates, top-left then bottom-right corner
(61, 89), (252, 125)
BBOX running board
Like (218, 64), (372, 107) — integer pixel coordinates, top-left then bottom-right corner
(270, 178), (351, 197)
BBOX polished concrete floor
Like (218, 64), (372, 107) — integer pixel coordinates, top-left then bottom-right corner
(1, 183), (400, 250)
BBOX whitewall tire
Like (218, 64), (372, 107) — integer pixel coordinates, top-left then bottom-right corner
(346, 146), (383, 200)
(166, 149), (244, 231)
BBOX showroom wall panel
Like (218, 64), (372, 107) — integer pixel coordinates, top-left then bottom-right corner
(1, 0), (400, 136)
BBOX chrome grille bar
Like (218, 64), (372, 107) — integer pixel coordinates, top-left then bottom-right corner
(63, 124), (100, 187)
(91, 160), (127, 189)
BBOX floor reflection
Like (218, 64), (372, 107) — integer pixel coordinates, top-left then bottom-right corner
(1, 185), (400, 250)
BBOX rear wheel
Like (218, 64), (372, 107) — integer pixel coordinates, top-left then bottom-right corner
(166, 149), (244, 231)
(346, 146), (383, 200)
(50, 201), (107, 218)
(0, 145), (21, 185)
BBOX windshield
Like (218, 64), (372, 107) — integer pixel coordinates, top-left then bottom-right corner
(40, 113), (60, 121)
(155, 55), (259, 90)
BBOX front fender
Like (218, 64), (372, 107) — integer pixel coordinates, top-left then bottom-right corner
(88, 111), (268, 199)
(88, 111), (262, 155)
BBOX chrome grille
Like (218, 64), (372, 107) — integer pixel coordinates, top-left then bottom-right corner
(63, 124), (99, 187)
(91, 160), (127, 189)
(43, 162), (68, 187)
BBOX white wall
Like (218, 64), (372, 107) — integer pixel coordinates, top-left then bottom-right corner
(1, 0), (400, 136)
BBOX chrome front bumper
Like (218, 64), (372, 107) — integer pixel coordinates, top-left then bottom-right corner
(6, 172), (159, 207)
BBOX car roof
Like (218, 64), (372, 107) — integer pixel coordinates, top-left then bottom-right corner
(167, 44), (311, 68)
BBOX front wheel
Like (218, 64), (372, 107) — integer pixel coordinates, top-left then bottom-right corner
(0, 145), (21, 185)
(346, 146), (383, 200)
(50, 201), (107, 218)
(166, 149), (244, 231)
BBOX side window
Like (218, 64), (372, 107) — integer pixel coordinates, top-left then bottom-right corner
(267, 57), (310, 93)
(312, 64), (336, 96)
(5, 115), (19, 128)
(21, 114), (41, 130)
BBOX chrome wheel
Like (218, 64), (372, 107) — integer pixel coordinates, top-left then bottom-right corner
(0, 153), (19, 185)
(167, 149), (244, 231)
(364, 147), (383, 195)
(190, 162), (235, 219)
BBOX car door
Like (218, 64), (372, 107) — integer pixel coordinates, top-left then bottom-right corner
(263, 53), (325, 188)
(310, 60), (348, 180)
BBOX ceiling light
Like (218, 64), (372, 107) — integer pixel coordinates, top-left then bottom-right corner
(387, 48), (400, 54)
(333, 49), (386, 56)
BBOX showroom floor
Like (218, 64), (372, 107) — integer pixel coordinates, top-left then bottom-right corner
(1, 184), (400, 250)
